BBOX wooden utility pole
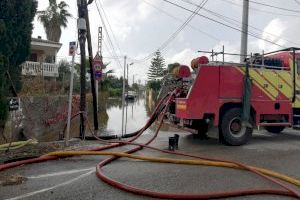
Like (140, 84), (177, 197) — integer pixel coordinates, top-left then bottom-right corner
(77, 0), (87, 139)
(85, 1), (99, 132)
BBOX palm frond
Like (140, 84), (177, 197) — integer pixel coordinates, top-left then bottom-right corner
(106, 69), (114, 74)
(37, 0), (71, 41)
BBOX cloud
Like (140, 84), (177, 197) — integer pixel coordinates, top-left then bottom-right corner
(212, 41), (240, 62)
(32, 0), (300, 83)
(166, 48), (198, 66)
(258, 18), (287, 52)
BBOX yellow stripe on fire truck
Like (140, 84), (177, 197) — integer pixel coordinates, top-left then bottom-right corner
(236, 67), (276, 101)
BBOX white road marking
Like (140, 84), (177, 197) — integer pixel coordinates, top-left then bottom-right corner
(5, 170), (95, 200)
(27, 167), (94, 179)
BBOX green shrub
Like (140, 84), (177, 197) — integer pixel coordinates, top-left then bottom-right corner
(108, 88), (122, 97)
(146, 80), (161, 91)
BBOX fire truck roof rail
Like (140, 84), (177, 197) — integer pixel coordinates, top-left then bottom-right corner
(198, 50), (250, 57)
(198, 47), (300, 58)
(263, 47), (300, 56)
(210, 61), (290, 70)
(197, 47), (300, 70)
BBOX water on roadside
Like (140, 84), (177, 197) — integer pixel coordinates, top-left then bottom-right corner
(96, 97), (150, 136)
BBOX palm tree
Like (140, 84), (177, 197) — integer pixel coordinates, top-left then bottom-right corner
(37, 0), (71, 42)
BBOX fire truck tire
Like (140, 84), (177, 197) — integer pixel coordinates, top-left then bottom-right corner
(265, 126), (285, 134)
(220, 108), (253, 146)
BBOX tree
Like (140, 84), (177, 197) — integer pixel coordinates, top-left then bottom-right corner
(147, 50), (165, 80)
(101, 75), (125, 97)
(58, 60), (71, 81)
(131, 83), (139, 91)
(0, 0), (37, 133)
(37, 0), (71, 42)
(57, 60), (72, 93)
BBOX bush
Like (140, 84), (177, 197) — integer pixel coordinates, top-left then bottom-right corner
(108, 88), (122, 97)
(146, 80), (161, 91)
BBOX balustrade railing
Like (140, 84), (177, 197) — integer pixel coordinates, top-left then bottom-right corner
(21, 61), (59, 77)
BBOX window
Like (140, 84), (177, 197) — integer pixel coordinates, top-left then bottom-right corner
(297, 60), (300, 75)
(29, 53), (37, 62)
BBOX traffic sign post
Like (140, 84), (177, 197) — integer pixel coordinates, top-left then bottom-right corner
(93, 53), (104, 111)
(95, 69), (102, 81)
(93, 53), (103, 71)
(66, 41), (77, 146)
(69, 41), (76, 56)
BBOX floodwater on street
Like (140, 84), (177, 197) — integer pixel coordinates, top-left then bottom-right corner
(86, 94), (161, 137)
(96, 97), (150, 136)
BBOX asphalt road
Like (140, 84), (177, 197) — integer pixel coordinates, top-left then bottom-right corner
(1, 128), (300, 200)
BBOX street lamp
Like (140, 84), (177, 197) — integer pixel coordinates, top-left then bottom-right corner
(122, 61), (134, 137)
(132, 73), (138, 85)
(127, 62), (134, 86)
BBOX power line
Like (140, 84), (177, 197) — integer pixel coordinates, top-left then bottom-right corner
(161, 0), (286, 48)
(95, 0), (123, 68)
(250, 0), (300, 14)
(142, 0), (220, 42)
(220, 0), (300, 17)
(134, 0), (208, 63)
(179, 0), (300, 46)
(157, 0), (208, 52)
(98, 0), (123, 55)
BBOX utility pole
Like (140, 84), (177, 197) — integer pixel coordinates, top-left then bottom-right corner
(96, 27), (103, 112)
(240, 0), (249, 63)
(77, 0), (87, 139)
(127, 64), (129, 87)
(121, 56), (127, 137)
(85, 1), (99, 132)
(133, 74), (135, 85)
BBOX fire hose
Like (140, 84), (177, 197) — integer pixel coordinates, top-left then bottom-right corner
(1, 90), (300, 199)
(0, 139), (38, 151)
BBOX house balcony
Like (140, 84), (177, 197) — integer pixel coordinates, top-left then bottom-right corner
(21, 61), (59, 78)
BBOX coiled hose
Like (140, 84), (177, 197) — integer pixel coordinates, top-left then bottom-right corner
(1, 90), (300, 199)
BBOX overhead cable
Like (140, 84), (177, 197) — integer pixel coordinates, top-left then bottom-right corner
(98, 0), (123, 55)
(133, 0), (208, 63)
(220, 0), (300, 17)
(161, 0), (286, 48)
(179, 0), (300, 46)
(95, 0), (123, 68)
(250, 0), (300, 14)
(142, 0), (220, 42)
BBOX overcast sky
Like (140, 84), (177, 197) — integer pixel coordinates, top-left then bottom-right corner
(33, 0), (300, 84)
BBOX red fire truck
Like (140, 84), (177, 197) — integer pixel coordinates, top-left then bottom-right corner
(167, 47), (300, 145)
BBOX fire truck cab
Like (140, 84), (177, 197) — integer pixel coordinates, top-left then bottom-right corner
(171, 48), (300, 145)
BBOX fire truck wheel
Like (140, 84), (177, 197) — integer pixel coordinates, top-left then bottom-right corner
(265, 126), (285, 134)
(220, 108), (253, 146)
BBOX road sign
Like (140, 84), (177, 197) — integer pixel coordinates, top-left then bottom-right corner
(93, 53), (103, 70)
(69, 41), (76, 56)
(9, 97), (19, 111)
(95, 69), (102, 81)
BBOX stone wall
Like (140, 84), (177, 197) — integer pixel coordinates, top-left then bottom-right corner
(1, 95), (80, 144)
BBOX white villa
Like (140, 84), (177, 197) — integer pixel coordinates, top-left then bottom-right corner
(21, 37), (62, 77)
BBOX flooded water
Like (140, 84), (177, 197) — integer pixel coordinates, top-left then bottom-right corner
(78, 91), (165, 138)
(98, 97), (150, 136)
